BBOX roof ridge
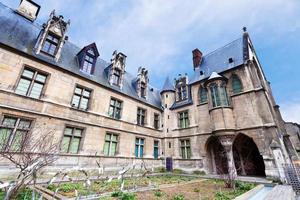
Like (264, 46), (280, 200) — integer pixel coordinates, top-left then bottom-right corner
(203, 37), (242, 58)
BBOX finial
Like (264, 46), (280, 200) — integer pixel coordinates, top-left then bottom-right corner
(243, 27), (247, 32)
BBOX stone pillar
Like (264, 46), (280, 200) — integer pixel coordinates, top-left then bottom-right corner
(219, 135), (237, 179)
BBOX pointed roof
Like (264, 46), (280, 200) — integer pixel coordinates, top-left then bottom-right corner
(160, 77), (175, 94)
(208, 72), (222, 80)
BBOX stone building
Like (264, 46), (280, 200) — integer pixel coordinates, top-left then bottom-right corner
(0, 0), (298, 179)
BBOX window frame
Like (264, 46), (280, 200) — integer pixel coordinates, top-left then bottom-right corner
(41, 32), (60, 57)
(153, 113), (160, 129)
(176, 84), (188, 102)
(180, 139), (191, 159)
(15, 65), (49, 99)
(140, 82), (146, 98)
(137, 107), (147, 126)
(71, 84), (93, 111)
(198, 86), (208, 104)
(103, 132), (119, 156)
(108, 97), (123, 120)
(178, 110), (189, 129)
(0, 114), (33, 151)
(112, 69), (122, 86)
(60, 125), (84, 154)
(231, 74), (243, 94)
(135, 137), (145, 158)
(81, 50), (96, 75)
(153, 140), (159, 159)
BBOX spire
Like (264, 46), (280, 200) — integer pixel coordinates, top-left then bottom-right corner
(242, 26), (250, 62)
(208, 72), (222, 80)
(160, 77), (175, 94)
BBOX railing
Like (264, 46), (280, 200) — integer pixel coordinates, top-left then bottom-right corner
(283, 163), (300, 194)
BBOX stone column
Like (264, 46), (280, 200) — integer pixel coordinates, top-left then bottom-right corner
(219, 135), (237, 179)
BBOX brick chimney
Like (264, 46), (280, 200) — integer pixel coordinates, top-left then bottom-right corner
(192, 48), (202, 70)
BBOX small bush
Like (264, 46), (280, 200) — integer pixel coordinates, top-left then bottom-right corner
(215, 191), (230, 200)
(173, 194), (185, 200)
(154, 189), (164, 197)
(121, 192), (136, 200)
(192, 170), (206, 175)
(235, 181), (254, 191)
(193, 188), (200, 193)
(172, 169), (184, 174)
(155, 167), (166, 173)
(111, 190), (123, 197)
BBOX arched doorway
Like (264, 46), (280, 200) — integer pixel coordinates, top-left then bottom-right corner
(233, 134), (265, 176)
(206, 136), (228, 174)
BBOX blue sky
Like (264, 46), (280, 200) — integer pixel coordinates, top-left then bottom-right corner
(2, 0), (300, 123)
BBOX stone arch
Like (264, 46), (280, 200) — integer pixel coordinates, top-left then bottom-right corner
(205, 136), (228, 174)
(232, 133), (266, 176)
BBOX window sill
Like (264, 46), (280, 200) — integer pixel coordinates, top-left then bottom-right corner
(209, 106), (232, 112)
(173, 125), (197, 131)
(70, 106), (89, 113)
(14, 92), (44, 102)
(197, 102), (208, 107)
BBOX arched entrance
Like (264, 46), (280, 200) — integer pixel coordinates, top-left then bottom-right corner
(233, 134), (265, 176)
(206, 136), (228, 174)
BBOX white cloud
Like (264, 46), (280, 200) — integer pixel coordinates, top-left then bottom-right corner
(280, 101), (300, 124)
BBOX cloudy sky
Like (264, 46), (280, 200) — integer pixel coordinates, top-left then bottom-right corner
(2, 0), (300, 123)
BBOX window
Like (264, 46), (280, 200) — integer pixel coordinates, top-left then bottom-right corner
(178, 111), (189, 128)
(180, 139), (191, 159)
(177, 85), (187, 101)
(135, 138), (144, 158)
(82, 54), (94, 74)
(154, 140), (159, 159)
(108, 98), (122, 119)
(103, 133), (118, 156)
(15, 67), (47, 99)
(112, 69), (121, 86)
(154, 114), (160, 129)
(232, 75), (243, 94)
(61, 127), (83, 154)
(141, 82), (146, 98)
(0, 116), (32, 151)
(41, 33), (59, 56)
(199, 87), (208, 103)
(71, 86), (92, 110)
(137, 108), (146, 126)
(210, 84), (229, 107)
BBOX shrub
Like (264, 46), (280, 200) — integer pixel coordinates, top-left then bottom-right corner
(121, 192), (136, 200)
(155, 167), (166, 173)
(215, 191), (230, 200)
(111, 190), (123, 197)
(172, 169), (184, 174)
(235, 181), (254, 191)
(154, 189), (164, 197)
(173, 194), (185, 200)
(193, 188), (200, 193)
(192, 170), (206, 175)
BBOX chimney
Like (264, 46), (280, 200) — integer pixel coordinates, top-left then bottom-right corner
(16, 0), (41, 21)
(192, 48), (202, 70)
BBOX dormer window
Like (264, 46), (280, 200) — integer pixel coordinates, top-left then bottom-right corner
(35, 10), (70, 62)
(82, 53), (95, 74)
(112, 69), (121, 86)
(109, 51), (126, 88)
(175, 75), (188, 101)
(141, 82), (146, 98)
(77, 43), (99, 75)
(41, 33), (59, 56)
(136, 67), (149, 98)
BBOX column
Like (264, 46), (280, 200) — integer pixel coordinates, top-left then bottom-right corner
(219, 135), (237, 180)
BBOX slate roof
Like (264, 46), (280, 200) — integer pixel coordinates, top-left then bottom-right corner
(0, 2), (247, 111)
(160, 77), (175, 94)
(0, 2), (162, 109)
(189, 37), (245, 84)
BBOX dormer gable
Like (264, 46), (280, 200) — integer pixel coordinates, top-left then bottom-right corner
(35, 10), (70, 62)
(77, 43), (99, 75)
(108, 50), (126, 88)
(136, 67), (149, 99)
(175, 74), (189, 102)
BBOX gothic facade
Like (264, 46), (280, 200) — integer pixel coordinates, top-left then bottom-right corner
(0, 0), (298, 180)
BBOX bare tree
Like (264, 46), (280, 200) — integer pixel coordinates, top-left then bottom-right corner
(0, 126), (59, 199)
